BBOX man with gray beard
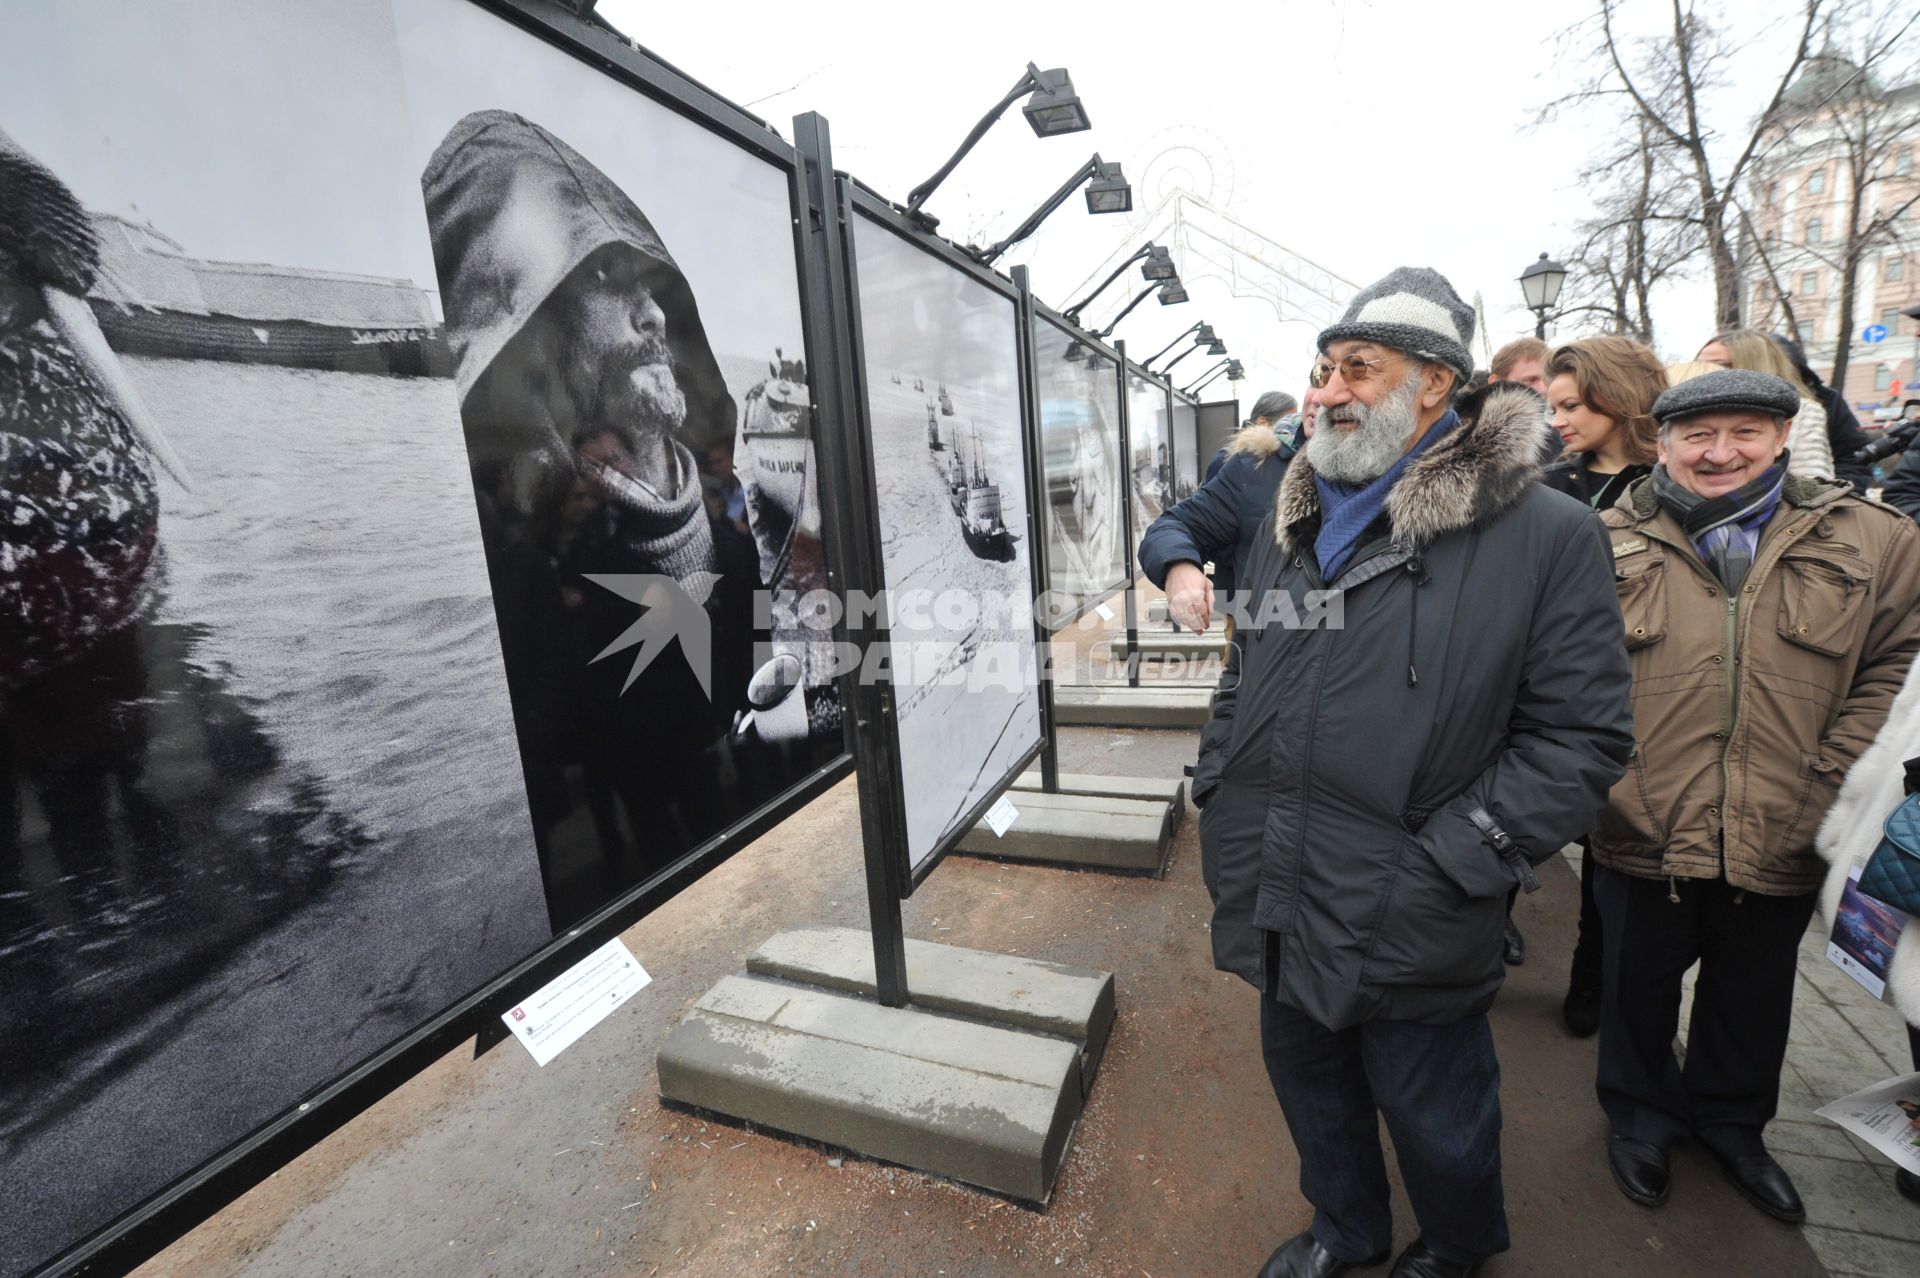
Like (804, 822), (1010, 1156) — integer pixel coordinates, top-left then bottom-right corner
(1189, 267), (1632, 1277)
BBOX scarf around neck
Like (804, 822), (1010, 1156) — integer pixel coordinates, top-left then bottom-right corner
(1650, 454), (1788, 592)
(1312, 409), (1458, 582)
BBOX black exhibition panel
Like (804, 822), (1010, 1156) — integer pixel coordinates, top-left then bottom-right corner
(1197, 398), (1243, 477)
(836, 184), (1047, 891)
(0, 2), (853, 1273)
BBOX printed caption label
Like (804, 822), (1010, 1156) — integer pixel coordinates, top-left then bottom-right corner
(1095, 602), (1115, 622)
(985, 795), (1020, 837)
(502, 938), (651, 1067)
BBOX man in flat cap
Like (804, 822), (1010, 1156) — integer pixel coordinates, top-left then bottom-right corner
(1592, 368), (1920, 1222)
(1193, 267), (1632, 1277)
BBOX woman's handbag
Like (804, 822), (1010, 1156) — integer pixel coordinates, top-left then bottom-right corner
(1858, 757), (1920, 916)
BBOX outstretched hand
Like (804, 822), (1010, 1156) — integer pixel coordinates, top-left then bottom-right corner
(1165, 561), (1213, 635)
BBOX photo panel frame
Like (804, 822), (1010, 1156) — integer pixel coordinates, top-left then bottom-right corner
(0, 3), (853, 1273)
(837, 187), (1046, 888)
(1029, 304), (1129, 630)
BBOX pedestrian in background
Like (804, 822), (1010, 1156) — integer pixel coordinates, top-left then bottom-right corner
(1816, 651), (1920, 1208)
(1771, 334), (1873, 493)
(1697, 330), (1836, 481)
(1538, 335), (1665, 1034)
(1195, 267), (1632, 1278)
(1592, 369), (1920, 1224)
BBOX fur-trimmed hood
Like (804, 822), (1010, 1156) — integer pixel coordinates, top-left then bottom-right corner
(1225, 421), (1296, 463)
(1275, 381), (1548, 552)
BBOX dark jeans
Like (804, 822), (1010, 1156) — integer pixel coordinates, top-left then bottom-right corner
(1260, 996), (1510, 1265)
(1593, 864), (1818, 1156)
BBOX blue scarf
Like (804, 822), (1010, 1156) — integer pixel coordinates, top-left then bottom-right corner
(1313, 410), (1458, 581)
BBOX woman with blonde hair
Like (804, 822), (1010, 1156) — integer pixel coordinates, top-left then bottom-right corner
(1698, 329), (1836, 480)
(1539, 335), (1666, 1036)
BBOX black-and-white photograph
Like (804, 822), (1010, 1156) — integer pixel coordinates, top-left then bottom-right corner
(850, 214), (1042, 873)
(1034, 322), (1126, 622)
(394, 0), (844, 929)
(0, 3), (549, 1273)
(1127, 369), (1172, 538)
(1171, 394), (1200, 502)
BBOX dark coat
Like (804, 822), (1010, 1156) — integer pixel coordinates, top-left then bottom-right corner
(1884, 439), (1920, 524)
(1139, 425), (1297, 595)
(1191, 382), (1633, 1028)
(1818, 384), (1873, 493)
(1540, 455), (1651, 511)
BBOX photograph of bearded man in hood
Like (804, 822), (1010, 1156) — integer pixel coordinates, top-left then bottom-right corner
(422, 109), (811, 924)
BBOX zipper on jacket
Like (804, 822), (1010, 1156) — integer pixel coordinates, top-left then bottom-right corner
(1719, 594), (1737, 877)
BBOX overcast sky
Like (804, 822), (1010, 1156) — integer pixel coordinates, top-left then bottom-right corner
(602, 0), (1814, 403)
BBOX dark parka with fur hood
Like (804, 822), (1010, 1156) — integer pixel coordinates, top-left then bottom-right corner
(1192, 382), (1635, 1028)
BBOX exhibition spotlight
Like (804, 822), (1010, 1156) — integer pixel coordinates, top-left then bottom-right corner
(1064, 340), (1089, 362)
(973, 154), (1131, 264)
(1142, 321), (1215, 370)
(902, 63), (1090, 226)
(1063, 242), (1176, 322)
(1188, 358), (1244, 395)
(1095, 277), (1187, 340)
(1161, 334), (1224, 376)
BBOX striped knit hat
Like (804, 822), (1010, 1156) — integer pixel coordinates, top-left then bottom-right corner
(1316, 266), (1476, 384)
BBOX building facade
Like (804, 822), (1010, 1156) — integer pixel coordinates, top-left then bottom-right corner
(1743, 53), (1920, 415)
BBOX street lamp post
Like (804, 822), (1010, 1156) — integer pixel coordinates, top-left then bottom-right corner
(1518, 252), (1569, 340)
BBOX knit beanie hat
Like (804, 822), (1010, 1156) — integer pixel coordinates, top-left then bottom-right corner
(1317, 266), (1476, 385)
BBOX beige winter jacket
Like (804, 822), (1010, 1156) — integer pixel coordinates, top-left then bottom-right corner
(1592, 473), (1920, 895)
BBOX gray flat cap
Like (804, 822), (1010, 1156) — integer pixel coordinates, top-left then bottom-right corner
(1652, 368), (1801, 426)
(1317, 266), (1475, 384)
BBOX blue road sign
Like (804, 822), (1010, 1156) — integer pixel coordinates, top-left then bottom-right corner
(1863, 324), (1888, 343)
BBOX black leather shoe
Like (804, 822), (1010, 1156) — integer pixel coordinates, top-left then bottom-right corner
(1387, 1239), (1480, 1278)
(1258, 1230), (1390, 1278)
(1713, 1150), (1805, 1223)
(1502, 919), (1525, 966)
(1561, 982), (1601, 1037)
(1897, 1168), (1920, 1206)
(1607, 1135), (1670, 1207)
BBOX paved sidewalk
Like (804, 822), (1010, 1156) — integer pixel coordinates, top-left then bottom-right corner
(1561, 843), (1920, 1277)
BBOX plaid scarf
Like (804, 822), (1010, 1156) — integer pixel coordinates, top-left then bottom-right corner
(1649, 455), (1788, 593)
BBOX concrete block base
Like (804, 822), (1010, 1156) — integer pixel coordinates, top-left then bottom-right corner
(657, 928), (1117, 1204)
(746, 924), (1115, 1091)
(1052, 683), (1214, 728)
(1105, 629), (1228, 662)
(1012, 769), (1186, 816)
(954, 787), (1174, 875)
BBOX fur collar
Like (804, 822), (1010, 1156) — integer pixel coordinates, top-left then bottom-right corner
(1275, 380), (1547, 552)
